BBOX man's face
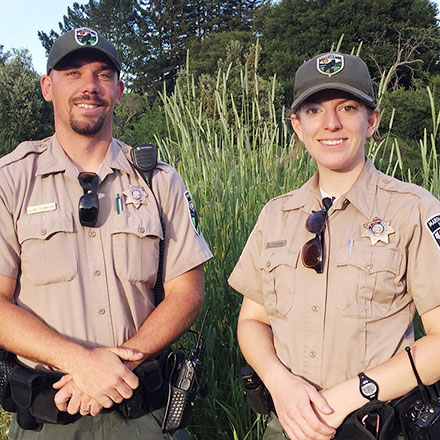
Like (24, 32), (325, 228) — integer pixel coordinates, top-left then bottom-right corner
(41, 52), (124, 138)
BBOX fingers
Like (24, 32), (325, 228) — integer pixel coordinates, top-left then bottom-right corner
(54, 379), (104, 417)
(280, 406), (335, 440)
(309, 389), (334, 416)
(54, 385), (73, 412)
(89, 399), (103, 417)
(108, 347), (144, 362)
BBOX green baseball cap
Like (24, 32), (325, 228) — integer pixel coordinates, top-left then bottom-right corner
(46, 27), (121, 74)
(291, 52), (376, 111)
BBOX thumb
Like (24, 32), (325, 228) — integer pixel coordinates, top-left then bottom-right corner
(108, 346), (144, 362)
(310, 390), (334, 415)
(53, 374), (72, 389)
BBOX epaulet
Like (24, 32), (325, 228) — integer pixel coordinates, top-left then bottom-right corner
(377, 171), (432, 200)
(268, 188), (300, 204)
(0, 138), (50, 169)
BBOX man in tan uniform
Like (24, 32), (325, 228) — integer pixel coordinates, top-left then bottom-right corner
(0, 27), (212, 439)
(229, 53), (440, 439)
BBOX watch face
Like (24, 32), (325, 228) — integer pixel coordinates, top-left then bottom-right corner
(362, 382), (377, 396)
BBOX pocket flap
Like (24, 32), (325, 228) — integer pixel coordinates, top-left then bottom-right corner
(336, 245), (399, 276)
(17, 212), (74, 243)
(111, 210), (163, 240)
(261, 248), (299, 273)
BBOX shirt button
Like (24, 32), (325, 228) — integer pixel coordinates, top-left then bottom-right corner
(89, 231), (96, 238)
(40, 229), (47, 235)
(366, 263), (373, 270)
(266, 261), (271, 268)
(309, 351), (317, 358)
(138, 226), (145, 234)
(94, 270), (101, 276)
(98, 308), (105, 315)
(312, 305), (319, 312)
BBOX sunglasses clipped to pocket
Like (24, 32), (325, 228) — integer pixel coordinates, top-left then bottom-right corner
(78, 172), (99, 227)
(301, 197), (333, 273)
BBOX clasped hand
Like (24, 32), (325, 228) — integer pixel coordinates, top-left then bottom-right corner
(267, 369), (348, 440)
(53, 346), (144, 416)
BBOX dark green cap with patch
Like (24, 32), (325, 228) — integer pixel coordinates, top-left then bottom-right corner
(291, 52), (376, 111)
(46, 27), (121, 75)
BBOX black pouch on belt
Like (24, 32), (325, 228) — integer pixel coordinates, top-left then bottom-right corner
(335, 400), (399, 440)
(9, 364), (79, 430)
(0, 348), (18, 412)
(117, 358), (167, 419)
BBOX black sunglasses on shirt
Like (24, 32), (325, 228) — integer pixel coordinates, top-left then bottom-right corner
(301, 197), (333, 273)
(78, 172), (99, 227)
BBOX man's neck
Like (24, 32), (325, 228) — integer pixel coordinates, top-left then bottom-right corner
(55, 126), (112, 173)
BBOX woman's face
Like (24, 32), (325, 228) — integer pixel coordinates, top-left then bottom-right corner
(291, 90), (380, 175)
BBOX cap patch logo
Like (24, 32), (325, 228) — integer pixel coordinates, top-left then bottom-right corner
(317, 53), (344, 77)
(426, 213), (440, 251)
(75, 28), (98, 47)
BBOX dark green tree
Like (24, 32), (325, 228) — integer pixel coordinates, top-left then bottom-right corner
(255, 0), (440, 102)
(38, 0), (268, 99)
(0, 49), (53, 152)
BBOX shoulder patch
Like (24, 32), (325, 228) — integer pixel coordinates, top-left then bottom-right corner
(184, 191), (200, 235)
(426, 214), (440, 250)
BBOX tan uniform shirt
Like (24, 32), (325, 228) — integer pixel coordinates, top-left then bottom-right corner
(229, 159), (440, 389)
(0, 135), (212, 366)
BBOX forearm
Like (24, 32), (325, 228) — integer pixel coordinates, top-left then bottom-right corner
(326, 334), (440, 413)
(237, 312), (289, 387)
(0, 296), (87, 372)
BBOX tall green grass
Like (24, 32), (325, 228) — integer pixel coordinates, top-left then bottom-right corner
(155, 58), (314, 439)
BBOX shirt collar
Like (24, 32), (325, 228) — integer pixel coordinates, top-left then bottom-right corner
(282, 172), (323, 212)
(35, 135), (137, 180)
(344, 158), (378, 219)
(281, 158), (379, 218)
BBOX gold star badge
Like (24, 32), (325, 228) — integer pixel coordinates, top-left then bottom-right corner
(123, 186), (148, 209)
(361, 217), (395, 245)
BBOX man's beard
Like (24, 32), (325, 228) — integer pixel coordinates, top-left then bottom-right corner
(69, 93), (108, 135)
(70, 115), (106, 135)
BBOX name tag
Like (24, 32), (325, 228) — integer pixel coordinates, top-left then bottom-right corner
(266, 240), (287, 249)
(27, 202), (57, 215)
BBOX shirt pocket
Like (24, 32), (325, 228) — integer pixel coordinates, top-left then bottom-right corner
(111, 209), (163, 284)
(17, 212), (77, 285)
(335, 244), (400, 318)
(260, 248), (299, 317)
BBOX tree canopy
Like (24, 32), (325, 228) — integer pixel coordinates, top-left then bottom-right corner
(254, 0), (440, 100)
(38, 0), (267, 97)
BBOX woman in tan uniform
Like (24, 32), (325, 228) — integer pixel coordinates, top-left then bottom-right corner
(229, 52), (440, 440)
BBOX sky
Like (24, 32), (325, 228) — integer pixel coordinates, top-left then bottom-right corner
(1, 0), (440, 76)
(0, 0), (88, 75)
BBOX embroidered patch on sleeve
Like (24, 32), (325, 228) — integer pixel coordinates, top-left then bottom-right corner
(184, 191), (200, 235)
(426, 214), (440, 250)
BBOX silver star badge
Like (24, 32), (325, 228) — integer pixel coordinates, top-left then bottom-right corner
(361, 217), (395, 245)
(123, 186), (148, 209)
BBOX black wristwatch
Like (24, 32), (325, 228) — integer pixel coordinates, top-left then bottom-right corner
(358, 372), (379, 401)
